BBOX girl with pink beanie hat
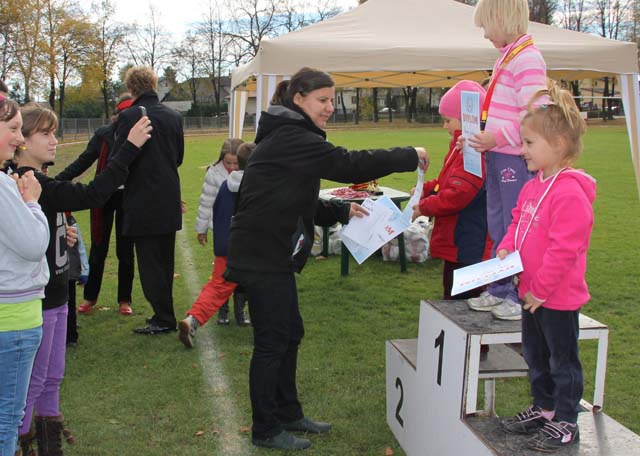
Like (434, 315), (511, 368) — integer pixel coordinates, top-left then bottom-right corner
(412, 80), (491, 300)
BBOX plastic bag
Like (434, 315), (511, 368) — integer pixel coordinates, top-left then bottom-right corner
(381, 216), (432, 263)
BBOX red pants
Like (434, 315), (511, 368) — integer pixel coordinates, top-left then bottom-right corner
(188, 256), (237, 325)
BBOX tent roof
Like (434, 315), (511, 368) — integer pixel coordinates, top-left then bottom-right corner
(231, 0), (638, 90)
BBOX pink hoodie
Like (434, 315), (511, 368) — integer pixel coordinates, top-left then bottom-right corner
(498, 169), (596, 311)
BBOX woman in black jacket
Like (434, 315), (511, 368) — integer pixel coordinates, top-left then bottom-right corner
(225, 67), (428, 451)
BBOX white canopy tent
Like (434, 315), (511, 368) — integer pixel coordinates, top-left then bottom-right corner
(229, 0), (640, 194)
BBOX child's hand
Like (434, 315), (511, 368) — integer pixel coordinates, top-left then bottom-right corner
(414, 147), (430, 171)
(411, 204), (421, 222)
(496, 248), (510, 259)
(468, 131), (496, 152)
(410, 186), (416, 196)
(14, 171), (42, 203)
(349, 202), (369, 219)
(197, 233), (207, 246)
(522, 292), (543, 314)
(66, 225), (78, 247)
(455, 135), (465, 151)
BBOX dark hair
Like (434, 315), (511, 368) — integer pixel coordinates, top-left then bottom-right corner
(0, 79), (8, 94)
(0, 96), (19, 123)
(271, 67), (334, 111)
(215, 138), (244, 165)
(237, 142), (256, 170)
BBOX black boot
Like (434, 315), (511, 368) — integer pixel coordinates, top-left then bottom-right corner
(233, 292), (251, 326)
(35, 415), (64, 456)
(217, 302), (230, 325)
(18, 422), (36, 456)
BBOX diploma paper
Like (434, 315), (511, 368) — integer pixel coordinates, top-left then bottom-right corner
(451, 251), (523, 296)
(461, 91), (483, 178)
(340, 196), (410, 264)
(401, 168), (424, 224)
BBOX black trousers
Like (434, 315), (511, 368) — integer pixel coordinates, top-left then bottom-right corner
(131, 233), (177, 328)
(84, 190), (135, 303)
(66, 280), (78, 344)
(235, 270), (305, 439)
(522, 307), (583, 423)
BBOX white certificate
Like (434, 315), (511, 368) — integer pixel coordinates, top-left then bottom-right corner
(401, 168), (424, 224)
(460, 91), (483, 178)
(451, 251), (523, 296)
(340, 196), (410, 264)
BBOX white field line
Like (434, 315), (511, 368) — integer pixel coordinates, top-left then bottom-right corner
(176, 227), (252, 455)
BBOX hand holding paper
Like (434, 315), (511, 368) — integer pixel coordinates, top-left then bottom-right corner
(451, 251), (523, 296)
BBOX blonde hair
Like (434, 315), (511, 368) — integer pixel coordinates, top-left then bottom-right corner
(522, 80), (586, 164)
(474, 0), (529, 37)
(124, 66), (158, 97)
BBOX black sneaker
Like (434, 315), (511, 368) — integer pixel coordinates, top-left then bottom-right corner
(527, 420), (579, 452)
(217, 306), (230, 325)
(283, 417), (331, 434)
(501, 405), (549, 434)
(252, 430), (311, 450)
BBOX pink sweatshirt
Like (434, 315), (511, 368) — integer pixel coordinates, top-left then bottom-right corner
(485, 34), (547, 156)
(498, 169), (596, 311)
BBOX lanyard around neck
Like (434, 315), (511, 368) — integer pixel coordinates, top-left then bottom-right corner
(480, 37), (534, 131)
(514, 168), (566, 252)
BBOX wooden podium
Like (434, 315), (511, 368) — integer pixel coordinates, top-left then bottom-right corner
(386, 300), (640, 455)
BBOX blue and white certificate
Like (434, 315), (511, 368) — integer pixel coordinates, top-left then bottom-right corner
(461, 91), (483, 178)
(451, 251), (523, 296)
(340, 196), (410, 264)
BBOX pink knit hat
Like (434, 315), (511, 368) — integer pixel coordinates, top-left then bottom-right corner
(438, 80), (486, 120)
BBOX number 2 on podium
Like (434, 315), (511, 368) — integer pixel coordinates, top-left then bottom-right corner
(434, 329), (445, 386)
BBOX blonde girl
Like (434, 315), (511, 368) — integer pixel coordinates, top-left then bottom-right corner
(466, 0), (548, 320)
(496, 81), (594, 452)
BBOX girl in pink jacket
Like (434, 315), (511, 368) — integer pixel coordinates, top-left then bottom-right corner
(496, 81), (595, 452)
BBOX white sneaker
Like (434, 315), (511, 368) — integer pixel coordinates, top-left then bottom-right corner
(491, 299), (522, 321)
(467, 292), (503, 311)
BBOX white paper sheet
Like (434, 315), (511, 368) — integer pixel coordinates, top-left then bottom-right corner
(451, 251), (523, 296)
(340, 196), (410, 264)
(460, 91), (483, 178)
(401, 168), (424, 224)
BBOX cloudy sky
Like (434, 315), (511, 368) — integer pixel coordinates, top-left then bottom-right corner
(112, 0), (360, 40)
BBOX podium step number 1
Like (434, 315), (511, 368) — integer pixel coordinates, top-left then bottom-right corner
(386, 300), (640, 455)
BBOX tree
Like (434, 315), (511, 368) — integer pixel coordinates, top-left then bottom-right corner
(529, 0), (557, 24)
(0, 0), (22, 81)
(558, 0), (590, 96)
(7, 0), (45, 102)
(90, 0), (126, 118)
(123, 5), (173, 71)
(173, 32), (205, 107)
(226, 0), (281, 59)
(197, 0), (234, 118)
(593, 0), (633, 118)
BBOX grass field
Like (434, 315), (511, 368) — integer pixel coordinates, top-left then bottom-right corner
(53, 124), (639, 455)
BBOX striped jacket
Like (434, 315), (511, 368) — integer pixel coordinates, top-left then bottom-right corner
(485, 34), (547, 156)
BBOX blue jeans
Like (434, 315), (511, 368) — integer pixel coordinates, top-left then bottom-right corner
(0, 327), (42, 456)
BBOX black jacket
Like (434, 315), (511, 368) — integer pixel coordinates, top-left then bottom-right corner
(55, 124), (114, 181)
(226, 105), (418, 274)
(113, 91), (184, 236)
(17, 141), (141, 310)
